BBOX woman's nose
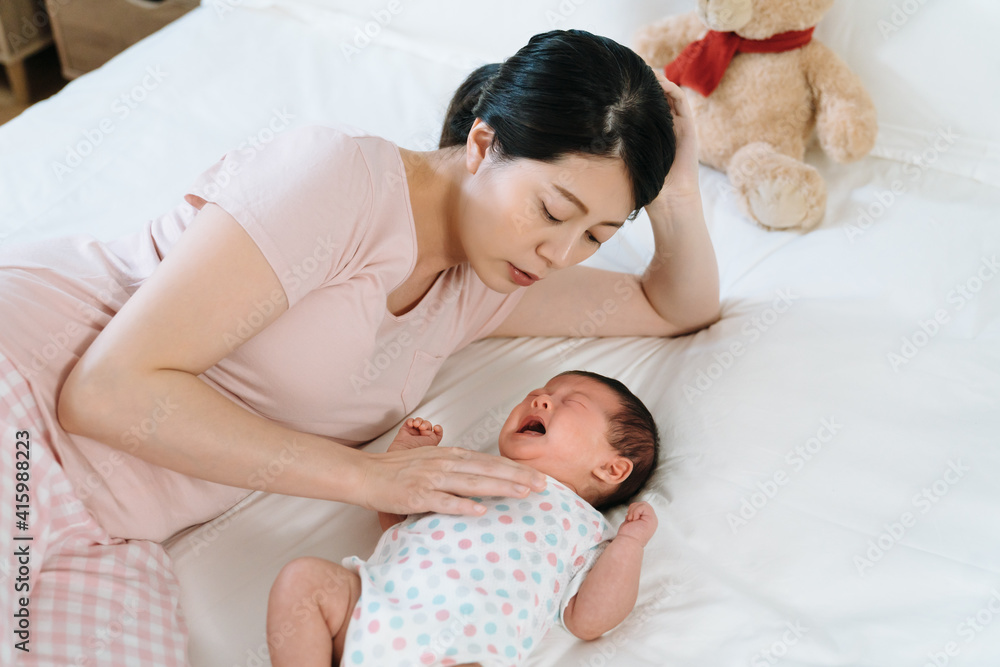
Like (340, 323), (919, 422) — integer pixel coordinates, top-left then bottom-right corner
(537, 233), (577, 271)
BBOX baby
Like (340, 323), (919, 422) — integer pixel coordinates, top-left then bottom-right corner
(266, 370), (660, 667)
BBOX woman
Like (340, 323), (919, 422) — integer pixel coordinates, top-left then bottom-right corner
(0, 29), (717, 665)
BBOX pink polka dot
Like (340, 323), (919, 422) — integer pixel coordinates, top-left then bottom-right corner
(486, 552), (499, 563)
(420, 560), (433, 569)
(594, 534), (601, 542)
(432, 530), (445, 540)
(547, 552), (557, 566)
(393, 637), (406, 650)
(464, 624), (476, 637)
(563, 518), (571, 530)
(576, 500), (584, 508)
(421, 653), (436, 665)
(534, 594), (540, 606)
(476, 587), (489, 596)
(499, 515), (513, 524)
(436, 610), (450, 621)
(525, 531), (536, 543)
(352, 606), (362, 620)
(593, 520), (600, 528)
(391, 529), (399, 541)
(368, 620), (380, 633)
(540, 502), (552, 511)
(502, 603), (513, 615)
(513, 570), (526, 582)
(447, 569), (460, 579)
(575, 555), (586, 567)
(554, 580), (561, 593)
(410, 603), (423, 609)
(398, 556), (409, 564)
(488, 645), (498, 654)
(388, 598), (399, 604)
(459, 538), (472, 549)
(442, 660), (456, 667)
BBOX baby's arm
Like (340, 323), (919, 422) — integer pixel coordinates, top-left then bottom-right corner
(562, 501), (658, 641)
(377, 418), (444, 531)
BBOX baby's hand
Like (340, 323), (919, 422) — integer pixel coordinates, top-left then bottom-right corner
(615, 501), (658, 547)
(389, 417), (444, 452)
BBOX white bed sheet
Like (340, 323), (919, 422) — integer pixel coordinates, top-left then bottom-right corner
(1, 2), (998, 666)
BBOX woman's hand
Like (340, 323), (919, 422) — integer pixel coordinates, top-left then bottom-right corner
(361, 432), (548, 517)
(648, 73), (701, 207)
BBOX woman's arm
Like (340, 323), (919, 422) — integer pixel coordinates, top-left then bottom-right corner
(562, 502), (658, 640)
(638, 73), (720, 331)
(57, 204), (546, 515)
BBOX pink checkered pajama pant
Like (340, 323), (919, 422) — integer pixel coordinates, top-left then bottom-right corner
(0, 351), (190, 666)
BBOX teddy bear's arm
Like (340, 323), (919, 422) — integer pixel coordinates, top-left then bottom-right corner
(633, 11), (707, 69)
(803, 41), (878, 164)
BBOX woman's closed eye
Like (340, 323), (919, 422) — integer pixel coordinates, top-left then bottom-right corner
(542, 203), (601, 246)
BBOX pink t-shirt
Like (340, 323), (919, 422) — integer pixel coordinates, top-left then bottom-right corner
(0, 125), (525, 542)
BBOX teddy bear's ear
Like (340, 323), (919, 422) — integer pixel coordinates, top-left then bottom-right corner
(632, 12), (707, 69)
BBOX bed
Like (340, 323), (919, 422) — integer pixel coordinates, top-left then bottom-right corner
(2, 0), (998, 665)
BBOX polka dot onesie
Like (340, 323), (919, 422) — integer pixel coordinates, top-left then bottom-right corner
(340, 474), (614, 667)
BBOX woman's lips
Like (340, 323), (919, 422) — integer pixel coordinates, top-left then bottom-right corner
(508, 262), (538, 287)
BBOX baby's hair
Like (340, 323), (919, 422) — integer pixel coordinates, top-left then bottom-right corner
(555, 370), (659, 510)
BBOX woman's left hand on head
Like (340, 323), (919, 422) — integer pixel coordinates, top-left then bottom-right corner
(648, 73), (701, 206)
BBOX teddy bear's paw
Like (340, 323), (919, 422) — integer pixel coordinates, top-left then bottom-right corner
(729, 143), (827, 232)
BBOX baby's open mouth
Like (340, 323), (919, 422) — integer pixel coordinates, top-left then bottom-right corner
(517, 416), (546, 435)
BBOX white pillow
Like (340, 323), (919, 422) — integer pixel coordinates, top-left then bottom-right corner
(818, 0), (1000, 186)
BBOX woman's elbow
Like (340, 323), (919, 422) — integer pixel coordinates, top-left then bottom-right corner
(56, 361), (116, 441)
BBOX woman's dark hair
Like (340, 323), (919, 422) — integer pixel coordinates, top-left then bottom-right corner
(439, 29), (675, 218)
(556, 370), (660, 511)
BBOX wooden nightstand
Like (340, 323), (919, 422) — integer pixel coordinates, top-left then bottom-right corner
(44, 0), (198, 79)
(0, 0), (54, 104)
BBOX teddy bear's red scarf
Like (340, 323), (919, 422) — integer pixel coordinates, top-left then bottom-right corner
(665, 27), (816, 97)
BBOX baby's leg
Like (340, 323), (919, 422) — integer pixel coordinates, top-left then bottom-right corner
(266, 556), (362, 667)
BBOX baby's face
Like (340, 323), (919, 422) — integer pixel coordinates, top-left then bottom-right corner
(498, 374), (621, 497)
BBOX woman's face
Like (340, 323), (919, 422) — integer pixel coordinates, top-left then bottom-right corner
(458, 120), (635, 294)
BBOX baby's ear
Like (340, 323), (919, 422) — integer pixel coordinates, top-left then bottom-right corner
(598, 456), (633, 485)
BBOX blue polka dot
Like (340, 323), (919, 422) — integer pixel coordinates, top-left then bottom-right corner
(390, 616), (403, 629)
(540, 488), (550, 496)
(496, 504), (510, 511)
(460, 603), (474, 615)
(546, 533), (558, 545)
(509, 548), (521, 560)
(443, 557), (456, 564)
(407, 587), (419, 599)
(532, 572), (541, 584)
(578, 524), (588, 536)
(523, 637), (533, 649)
(482, 533), (495, 543)
(368, 602), (380, 613)
(455, 522), (467, 532)
(417, 633), (430, 646)
(433, 594), (446, 605)
(561, 502), (570, 511)
(519, 609), (529, 619)
(485, 622), (497, 635)
(398, 547), (408, 556)
(522, 516), (536, 525)
(497, 588), (509, 598)
(428, 518), (440, 529)
(506, 646), (517, 658)
(417, 547), (429, 555)
(351, 650), (364, 664)
(471, 569), (484, 581)
(557, 559), (564, 573)
(384, 581), (394, 593)
(446, 647), (458, 656)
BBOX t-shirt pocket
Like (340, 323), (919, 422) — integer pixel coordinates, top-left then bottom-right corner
(400, 350), (446, 413)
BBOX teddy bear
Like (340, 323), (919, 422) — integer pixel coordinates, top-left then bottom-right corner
(634, 0), (877, 231)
